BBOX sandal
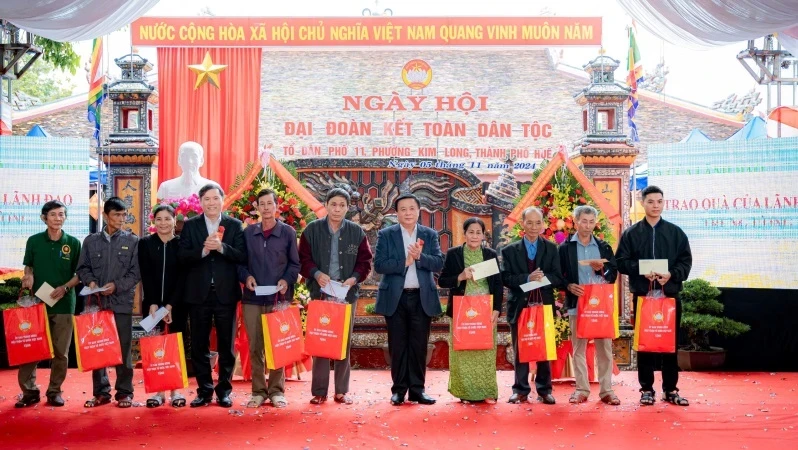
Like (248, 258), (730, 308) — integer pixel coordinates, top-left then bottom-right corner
(640, 391), (655, 406)
(117, 396), (133, 408)
(569, 392), (588, 404)
(146, 393), (165, 408)
(601, 394), (621, 405)
(334, 393), (353, 405)
(84, 396), (112, 408)
(309, 395), (327, 405)
(663, 391), (689, 406)
(270, 394), (288, 408)
(171, 393), (186, 408)
(247, 395), (266, 408)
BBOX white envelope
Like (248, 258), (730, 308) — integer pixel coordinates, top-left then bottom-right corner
(470, 258), (500, 280)
(520, 276), (551, 292)
(139, 307), (170, 333)
(321, 280), (350, 299)
(578, 258), (608, 266)
(79, 285), (110, 296)
(35, 282), (58, 307)
(255, 285), (279, 296)
(639, 259), (669, 275)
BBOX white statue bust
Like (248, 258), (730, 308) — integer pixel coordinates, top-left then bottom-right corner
(157, 141), (213, 199)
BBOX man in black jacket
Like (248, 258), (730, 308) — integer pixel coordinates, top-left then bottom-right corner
(500, 207), (565, 405)
(558, 205), (619, 405)
(178, 183), (247, 408)
(616, 185), (692, 407)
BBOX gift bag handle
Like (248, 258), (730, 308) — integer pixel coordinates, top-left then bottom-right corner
(526, 287), (543, 306)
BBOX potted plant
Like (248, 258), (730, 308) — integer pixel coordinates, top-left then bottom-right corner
(678, 279), (750, 370)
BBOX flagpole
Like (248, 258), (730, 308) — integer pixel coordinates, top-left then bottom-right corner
(632, 164), (637, 222)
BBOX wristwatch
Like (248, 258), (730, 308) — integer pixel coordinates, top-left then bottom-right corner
(62, 285), (71, 293)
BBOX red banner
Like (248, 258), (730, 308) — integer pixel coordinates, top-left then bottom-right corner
(452, 295), (493, 350)
(633, 297), (677, 353)
(3, 304), (53, 366)
(132, 17), (602, 47)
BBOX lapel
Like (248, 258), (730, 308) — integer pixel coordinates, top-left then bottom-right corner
(197, 214), (210, 241)
(392, 225), (405, 259)
(569, 238), (579, 280)
(455, 244), (466, 272)
(534, 236), (545, 268)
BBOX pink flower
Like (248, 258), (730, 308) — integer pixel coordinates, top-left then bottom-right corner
(554, 231), (567, 244)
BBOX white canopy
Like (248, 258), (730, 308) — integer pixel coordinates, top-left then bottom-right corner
(1, 0), (159, 42)
(616, 0), (798, 53)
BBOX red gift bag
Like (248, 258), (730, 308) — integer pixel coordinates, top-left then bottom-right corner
(261, 306), (304, 370)
(633, 296), (677, 353)
(73, 310), (123, 372)
(140, 332), (189, 393)
(304, 300), (352, 360)
(517, 304), (557, 363)
(452, 295), (493, 350)
(576, 284), (619, 339)
(3, 303), (54, 366)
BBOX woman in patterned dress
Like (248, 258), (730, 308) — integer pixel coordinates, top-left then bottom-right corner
(438, 218), (504, 402)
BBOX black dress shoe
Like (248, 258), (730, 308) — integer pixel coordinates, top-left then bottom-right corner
(47, 394), (65, 407)
(390, 393), (405, 406)
(408, 392), (436, 405)
(190, 396), (213, 407)
(217, 396), (233, 408)
(507, 393), (529, 404)
(538, 394), (556, 405)
(14, 395), (40, 408)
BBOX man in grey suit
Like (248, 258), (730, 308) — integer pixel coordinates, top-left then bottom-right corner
(374, 193), (444, 406)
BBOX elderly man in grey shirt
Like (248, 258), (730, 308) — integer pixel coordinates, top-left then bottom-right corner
(76, 197), (140, 409)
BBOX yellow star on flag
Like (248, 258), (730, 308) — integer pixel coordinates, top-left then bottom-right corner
(188, 51), (227, 89)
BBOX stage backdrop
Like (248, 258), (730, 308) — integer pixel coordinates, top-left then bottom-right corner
(0, 136), (90, 268)
(648, 137), (798, 289)
(260, 50), (569, 174)
(157, 47), (262, 194)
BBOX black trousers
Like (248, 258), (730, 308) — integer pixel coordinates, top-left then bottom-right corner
(634, 296), (682, 393)
(189, 289), (238, 399)
(385, 290), (432, 398)
(509, 321), (553, 396)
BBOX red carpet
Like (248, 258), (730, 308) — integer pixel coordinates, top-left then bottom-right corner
(0, 369), (796, 449)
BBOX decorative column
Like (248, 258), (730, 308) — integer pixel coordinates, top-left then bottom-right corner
(100, 52), (159, 238)
(573, 54), (639, 368)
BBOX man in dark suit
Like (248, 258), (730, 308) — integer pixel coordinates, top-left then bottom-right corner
(500, 206), (565, 405)
(374, 193), (444, 405)
(178, 183), (247, 408)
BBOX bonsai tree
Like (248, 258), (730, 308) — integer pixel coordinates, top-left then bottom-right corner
(679, 279), (750, 351)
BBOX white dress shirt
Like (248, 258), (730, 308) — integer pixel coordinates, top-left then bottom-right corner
(201, 215), (224, 258)
(401, 224), (420, 289)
